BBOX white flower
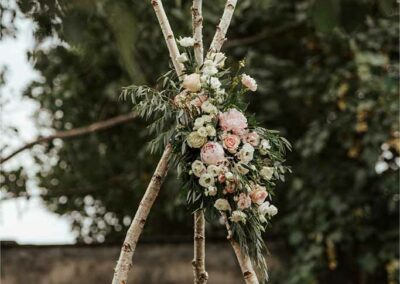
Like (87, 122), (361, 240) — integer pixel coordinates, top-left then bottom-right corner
(237, 143), (255, 164)
(258, 202), (278, 222)
(202, 60), (218, 76)
(207, 186), (217, 196)
(207, 165), (222, 176)
(187, 132), (207, 148)
(206, 125), (216, 137)
(259, 139), (271, 155)
(225, 172), (234, 180)
(202, 115), (212, 123)
(199, 173), (215, 187)
(209, 52), (226, 68)
(197, 126), (208, 137)
(191, 160), (206, 177)
(234, 163), (249, 175)
(241, 74), (258, 91)
(183, 73), (201, 92)
(230, 210), (247, 223)
(176, 53), (188, 63)
(260, 166), (274, 180)
(201, 101), (218, 114)
(214, 198), (231, 211)
(194, 117), (205, 130)
(178, 37), (195, 47)
(210, 77), (222, 90)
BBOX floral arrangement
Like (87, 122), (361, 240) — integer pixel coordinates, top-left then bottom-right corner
(123, 36), (291, 281)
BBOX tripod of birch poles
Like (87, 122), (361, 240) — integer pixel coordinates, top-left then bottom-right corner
(112, 1), (259, 283)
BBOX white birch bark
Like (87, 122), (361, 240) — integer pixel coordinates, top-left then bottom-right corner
(192, 0), (204, 66)
(192, 210), (208, 284)
(208, 0), (238, 54)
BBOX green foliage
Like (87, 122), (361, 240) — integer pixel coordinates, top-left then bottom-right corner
(1, 0), (398, 283)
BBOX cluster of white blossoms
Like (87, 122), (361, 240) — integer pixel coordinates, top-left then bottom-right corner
(175, 36), (279, 224)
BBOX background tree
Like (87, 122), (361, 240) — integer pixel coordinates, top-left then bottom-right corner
(1, 0), (398, 283)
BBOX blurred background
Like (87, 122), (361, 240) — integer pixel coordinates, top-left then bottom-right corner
(0, 0), (399, 283)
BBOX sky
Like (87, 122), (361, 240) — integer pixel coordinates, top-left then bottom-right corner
(0, 9), (76, 244)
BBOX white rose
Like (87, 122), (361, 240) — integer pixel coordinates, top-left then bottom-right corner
(178, 37), (195, 47)
(241, 74), (257, 92)
(207, 186), (217, 196)
(209, 52), (226, 68)
(210, 77), (222, 90)
(197, 126), (208, 138)
(201, 101), (218, 114)
(225, 172), (234, 180)
(187, 132), (207, 148)
(194, 117), (205, 130)
(237, 143), (255, 164)
(207, 165), (222, 176)
(176, 53), (188, 63)
(259, 139), (271, 155)
(230, 210), (247, 223)
(191, 160), (206, 177)
(214, 198), (231, 211)
(183, 73), (201, 92)
(199, 173), (215, 188)
(205, 125), (216, 136)
(260, 166), (274, 180)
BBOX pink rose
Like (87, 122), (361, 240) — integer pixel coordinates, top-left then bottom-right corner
(250, 188), (268, 205)
(218, 174), (226, 183)
(201, 142), (225, 165)
(225, 184), (235, 194)
(237, 193), (251, 209)
(219, 109), (248, 135)
(241, 74), (257, 92)
(183, 73), (201, 92)
(222, 133), (241, 153)
(242, 131), (260, 146)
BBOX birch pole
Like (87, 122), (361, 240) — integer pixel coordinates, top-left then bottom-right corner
(192, 1), (208, 283)
(221, 212), (259, 284)
(208, 1), (259, 283)
(112, 1), (183, 283)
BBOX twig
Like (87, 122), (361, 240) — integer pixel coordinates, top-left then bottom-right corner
(151, 0), (184, 77)
(112, 144), (172, 284)
(0, 113), (137, 164)
(208, 0), (237, 55)
(192, 0), (204, 66)
(220, 212), (259, 284)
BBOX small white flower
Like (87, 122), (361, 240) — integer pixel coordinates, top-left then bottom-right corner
(234, 163), (249, 175)
(202, 60), (218, 76)
(197, 126), (208, 137)
(241, 74), (258, 92)
(207, 165), (222, 176)
(210, 77), (222, 90)
(214, 198), (231, 211)
(259, 139), (271, 155)
(202, 115), (212, 123)
(176, 53), (188, 63)
(230, 210), (247, 223)
(208, 52), (226, 68)
(237, 143), (255, 164)
(178, 37), (195, 47)
(205, 125), (216, 137)
(191, 160), (206, 177)
(260, 166), (274, 180)
(194, 117), (205, 130)
(207, 186), (217, 196)
(258, 202), (278, 221)
(201, 101), (218, 115)
(199, 173), (215, 188)
(225, 172), (234, 181)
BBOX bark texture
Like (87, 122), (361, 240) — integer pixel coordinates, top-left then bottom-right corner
(208, 0), (237, 54)
(192, 0), (204, 66)
(192, 210), (208, 284)
(221, 212), (260, 284)
(112, 145), (172, 284)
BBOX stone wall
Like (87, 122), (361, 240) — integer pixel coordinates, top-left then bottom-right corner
(1, 242), (283, 284)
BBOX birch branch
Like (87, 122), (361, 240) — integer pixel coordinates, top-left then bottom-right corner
(112, 1), (184, 283)
(151, 0), (184, 77)
(221, 212), (260, 284)
(192, 210), (208, 284)
(112, 144), (172, 284)
(192, 0), (204, 66)
(0, 113), (137, 164)
(208, 0), (238, 54)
